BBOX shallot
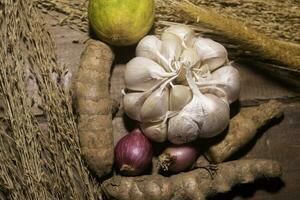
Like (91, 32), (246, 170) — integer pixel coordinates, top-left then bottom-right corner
(115, 129), (153, 176)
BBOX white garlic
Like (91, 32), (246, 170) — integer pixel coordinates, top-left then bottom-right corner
(199, 86), (227, 103)
(180, 48), (201, 68)
(140, 85), (169, 122)
(160, 32), (182, 71)
(136, 35), (163, 65)
(125, 57), (175, 91)
(209, 65), (240, 103)
(164, 25), (195, 48)
(168, 96), (204, 144)
(193, 37), (228, 71)
(169, 85), (192, 111)
(168, 68), (230, 144)
(123, 24), (240, 144)
(197, 94), (230, 138)
(196, 65), (240, 103)
(123, 92), (147, 121)
(141, 121), (168, 143)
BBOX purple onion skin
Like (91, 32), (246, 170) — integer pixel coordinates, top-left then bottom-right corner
(163, 144), (199, 173)
(115, 129), (153, 176)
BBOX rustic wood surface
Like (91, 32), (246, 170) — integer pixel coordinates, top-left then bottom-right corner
(45, 14), (300, 200)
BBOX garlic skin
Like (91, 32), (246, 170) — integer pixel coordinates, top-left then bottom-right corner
(164, 25), (195, 47)
(160, 32), (182, 71)
(169, 85), (192, 111)
(196, 65), (240, 103)
(168, 68), (230, 144)
(180, 48), (201, 68)
(140, 86), (169, 122)
(141, 121), (167, 143)
(123, 92), (147, 121)
(208, 65), (240, 103)
(125, 57), (174, 91)
(197, 94), (230, 138)
(123, 24), (240, 144)
(136, 35), (162, 64)
(168, 96), (204, 144)
(193, 37), (228, 71)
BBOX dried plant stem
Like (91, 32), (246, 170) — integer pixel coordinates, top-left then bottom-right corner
(159, 0), (300, 70)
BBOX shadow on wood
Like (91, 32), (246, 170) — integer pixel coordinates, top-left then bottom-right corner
(209, 177), (285, 200)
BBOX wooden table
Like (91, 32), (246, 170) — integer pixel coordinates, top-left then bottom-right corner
(46, 14), (300, 200)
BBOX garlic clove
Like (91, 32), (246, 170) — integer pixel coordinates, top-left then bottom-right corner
(141, 121), (168, 143)
(210, 65), (240, 103)
(140, 86), (169, 123)
(169, 85), (192, 111)
(167, 65), (230, 144)
(164, 25), (195, 48)
(193, 37), (228, 71)
(186, 66), (230, 138)
(125, 57), (174, 91)
(167, 93), (230, 144)
(180, 48), (201, 68)
(160, 32), (183, 71)
(168, 97), (203, 144)
(197, 65), (240, 103)
(123, 92), (147, 121)
(136, 35), (162, 64)
(199, 86), (228, 103)
(197, 94), (230, 138)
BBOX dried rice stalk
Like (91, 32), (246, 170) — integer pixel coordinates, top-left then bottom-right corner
(158, 0), (300, 43)
(37, 0), (88, 32)
(156, 0), (300, 70)
(35, 0), (300, 43)
(0, 0), (100, 199)
(35, 0), (300, 70)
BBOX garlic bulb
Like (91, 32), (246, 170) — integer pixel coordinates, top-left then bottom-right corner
(123, 24), (240, 144)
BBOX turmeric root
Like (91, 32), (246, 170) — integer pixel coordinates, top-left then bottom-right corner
(102, 159), (282, 200)
(206, 100), (284, 163)
(75, 39), (115, 177)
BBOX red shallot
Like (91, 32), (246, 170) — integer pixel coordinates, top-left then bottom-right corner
(158, 144), (199, 173)
(115, 129), (153, 176)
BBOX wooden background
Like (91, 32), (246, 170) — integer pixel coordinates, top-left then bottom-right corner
(46, 13), (300, 200)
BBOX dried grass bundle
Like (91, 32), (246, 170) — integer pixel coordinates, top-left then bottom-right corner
(156, 0), (300, 70)
(36, 0), (300, 71)
(0, 0), (100, 199)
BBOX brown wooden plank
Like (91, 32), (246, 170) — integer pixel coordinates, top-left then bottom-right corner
(44, 14), (88, 84)
(235, 62), (299, 103)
